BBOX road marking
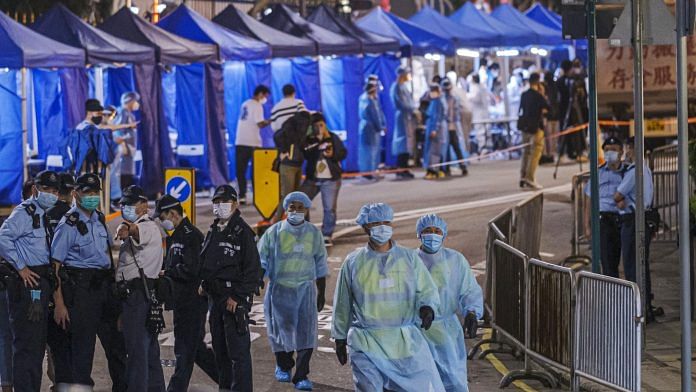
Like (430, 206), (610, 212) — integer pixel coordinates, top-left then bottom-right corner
(480, 329), (538, 392)
(332, 184), (571, 240)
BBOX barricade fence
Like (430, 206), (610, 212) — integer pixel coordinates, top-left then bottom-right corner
(472, 195), (643, 391)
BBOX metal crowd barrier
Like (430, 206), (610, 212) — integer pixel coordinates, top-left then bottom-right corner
(573, 272), (643, 392)
(648, 145), (680, 244)
(511, 193), (544, 259)
(564, 172), (592, 267)
(484, 208), (512, 317)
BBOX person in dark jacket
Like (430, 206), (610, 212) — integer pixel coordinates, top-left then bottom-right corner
(156, 195), (218, 392)
(273, 110), (311, 223)
(200, 185), (261, 392)
(518, 73), (550, 190)
(300, 113), (348, 246)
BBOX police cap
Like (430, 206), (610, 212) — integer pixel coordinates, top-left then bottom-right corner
(602, 136), (623, 149)
(85, 98), (104, 113)
(120, 185), (148, 205)
(75, 173), (102, 192)
(155, 194), (181, 216)
(212, 185), (237, 203)
(34, 170), (60, 189)
(58, 173), (76, 194)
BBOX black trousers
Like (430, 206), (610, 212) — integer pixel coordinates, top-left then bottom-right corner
(209, 294), (252, 392)
(167, 287), (218, 392)
(121, 288), (165, 392)
(620, 214), (654, 303)
(54, 277), (127, 389)
(599, 213), (622, 278)
(275, 349), (313, 384)
(235, 146), (255, 199)
(446, 130), (467, 170)
(7, 276), (51, 392)
(396, 153), (410, 169)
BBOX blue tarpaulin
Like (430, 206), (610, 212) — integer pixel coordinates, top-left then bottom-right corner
(524, 3), (561, 30)
(363, 54), (400, 167)
(449, 2), (530, 47)
(308, 5), (400, 54)
(0, 71), (22, 205)
(356, 7), (454, 56)
(262, 4), (361, 56)
(491, 4), (564, 46)
(409, 5), (502, 48)
(213, 5), (316, 58)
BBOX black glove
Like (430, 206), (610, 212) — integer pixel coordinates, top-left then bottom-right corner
(335, 339), (348, 365)
(419, 306), (434, 330)
(27, 289), (43, 323)
(255, 269), (266, 296)
(316, 277), (326, 312)
(464, 311), (478, 339)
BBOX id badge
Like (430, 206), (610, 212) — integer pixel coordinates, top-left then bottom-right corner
(379, 278), (395, 289)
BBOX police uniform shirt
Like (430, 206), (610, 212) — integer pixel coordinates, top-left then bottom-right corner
(46, 200), (72, 231)
(584, 163), (626, 213)
(0, 198), (50, 270)
(616, 163), (654, 214)
(116, 215), (163, 281)
(165, 217), (204, 283)
(51, 207), (111, 270)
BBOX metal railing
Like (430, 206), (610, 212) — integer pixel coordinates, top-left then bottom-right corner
(573, 272), (643, 392)
(484, 208), (512, 317)
(512, 192), (544, 259)
(649, 145), (680, 244)
(471, 196), (643, 391)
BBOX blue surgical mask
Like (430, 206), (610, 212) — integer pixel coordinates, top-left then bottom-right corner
(287, 211), (305, 225)
(79, 195), (100, 211)
(122, 205), (138, 222)
(604, 150), (619, 164)
(421, 234), (444, 254)
(37, 192), (58, 210)
(160, 219), (175, 231)
(369, 225), (393, 245)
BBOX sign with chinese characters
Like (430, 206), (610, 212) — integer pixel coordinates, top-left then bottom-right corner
(597, 38), (696, 93)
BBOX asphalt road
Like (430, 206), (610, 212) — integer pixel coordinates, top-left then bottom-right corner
(44, 158), (582, 391)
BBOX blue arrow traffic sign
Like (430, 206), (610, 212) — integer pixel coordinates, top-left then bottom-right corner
(166, 176), (191, 202)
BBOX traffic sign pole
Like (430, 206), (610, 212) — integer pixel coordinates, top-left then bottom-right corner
(164, 168), (196, 225)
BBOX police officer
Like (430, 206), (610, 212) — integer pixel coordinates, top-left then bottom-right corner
(115, 185), (166, 392)
(200, 185), (261, 392)
(584, 136), (627, 278)
(614, 137), (658, 320)
(51, 173), (126, 390)
(155, 195), (218, 391)
(0, 170), (60, 392)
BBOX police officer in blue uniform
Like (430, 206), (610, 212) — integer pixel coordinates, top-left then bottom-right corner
(200, 185), (261, 392)
(584, 137), (627, 278)
(156, 195), (218, 391)
(51, 173), (126, 390)
(0, 170), (60, 392)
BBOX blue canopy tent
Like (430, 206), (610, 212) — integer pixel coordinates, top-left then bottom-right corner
(100, 7), (219, 194)
(491, 4), (564, 46)
(308, 4), (400, 171)
(449, 2), (533, 47)
(212, 5), (316, 176)
(524, 3), (586, 64)
(30, 4), (180, 198)
(356, 7), (454, 57)
(0, 11), (85, 205)
(158, 5), (271, 182)
(409, 5), (502, 48)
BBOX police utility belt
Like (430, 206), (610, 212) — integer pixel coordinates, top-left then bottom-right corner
(61, 266), (113, 289)
(114, 277), (158, 300)
(0, 262), (56, 290)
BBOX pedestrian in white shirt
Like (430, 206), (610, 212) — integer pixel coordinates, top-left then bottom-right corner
(235, 85), (271, 204)
(271, 84), (305, 132)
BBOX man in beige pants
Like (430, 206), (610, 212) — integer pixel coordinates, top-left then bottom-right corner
(517, 73), (549, 190)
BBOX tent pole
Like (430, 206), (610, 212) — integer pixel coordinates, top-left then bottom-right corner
(21, 68), (28, 184)
(95, 66), (105, 103)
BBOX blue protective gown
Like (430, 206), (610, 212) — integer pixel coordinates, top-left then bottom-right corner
(332, 243), (445, 392)
(68, 121), (94, 172)
(423, 97), (447, 169)
(258, 220), (328, 353)
(358, 93), (386, 173)
(418, 247), (484, 392)
(390, 82), (417, 156)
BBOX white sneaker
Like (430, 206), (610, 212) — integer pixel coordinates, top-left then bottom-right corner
(527, 181), (544, 190)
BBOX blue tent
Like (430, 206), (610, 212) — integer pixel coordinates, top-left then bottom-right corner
(491, 4), (563, 46)
(524, 3), (562, 30)
(100, 7), (224, 191)
(449, 2), (529, 47)
(356, 7), (454, 56)
(158, 5), (272, 182)
(409, 5), (502, 48)
(261, 4), (361, 56)
(0, 12), (85, 205)
(213, 5), (316, 58)
(307, 4), (400, 54)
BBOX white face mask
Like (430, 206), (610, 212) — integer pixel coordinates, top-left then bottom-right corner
(260, 97), (268, 105)
(160, 219), (175, 231)
(213, 202), (234, 220)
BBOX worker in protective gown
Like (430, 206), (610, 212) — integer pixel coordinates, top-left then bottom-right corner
(416, 214), (484, 392)
(258, 192), (328, 391)
(331, 203), (445, 392)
